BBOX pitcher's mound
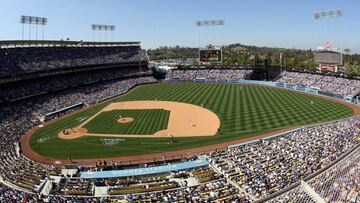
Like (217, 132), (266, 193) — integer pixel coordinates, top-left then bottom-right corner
(58, 127), (88, 139)
(117, 117), (134, 124)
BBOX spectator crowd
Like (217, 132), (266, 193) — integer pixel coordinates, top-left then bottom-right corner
(0, 76), (157, 202)
(266, 146), (359, 203)
(207, 117), (360, 200)
(309, 147), (359, 202)
(0, 67), (152, 101)
(0, 45), (158, 201)
(277, 71), (360, 97)
(0, 46), (147, 77)
(166, 69), (253, 80)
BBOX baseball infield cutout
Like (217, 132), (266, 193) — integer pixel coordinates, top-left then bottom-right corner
(117, 117), (134, 124)
(58, 101), (220, 139)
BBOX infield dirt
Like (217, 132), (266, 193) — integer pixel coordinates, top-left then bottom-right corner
(58, 101), (220, 139)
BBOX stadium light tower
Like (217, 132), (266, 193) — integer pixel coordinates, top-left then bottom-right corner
(313, 9), (343, 50)
(313, 9), (343, 72)
(91, 24), (116, 42)
(195, 19), (224, 26)
(20, 15), (48, 40)
(314, 10), (342, 20)
(194, 19), (225, 65)
(195, 20), (224, 47)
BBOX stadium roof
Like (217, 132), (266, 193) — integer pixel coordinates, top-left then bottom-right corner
(0, 40), (141, 48)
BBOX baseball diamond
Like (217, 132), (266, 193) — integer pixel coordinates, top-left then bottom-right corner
(26, 83), (355, 161)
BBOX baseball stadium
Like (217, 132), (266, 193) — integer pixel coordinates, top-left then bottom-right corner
(1, 1), (360, 203)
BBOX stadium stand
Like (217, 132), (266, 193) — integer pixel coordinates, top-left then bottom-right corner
(0, 67), (152, 101)
(0, 46), (147, 77)
(207, 117), (360, 200)
(166, 68), (253, 80)
(265, 146), (360, 203)
(125, 178), (241, 202)
(308, 147), (359, 202)
(277, 71), (360, 97)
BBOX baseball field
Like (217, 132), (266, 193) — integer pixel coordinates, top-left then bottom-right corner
(26, 83), (355, 161)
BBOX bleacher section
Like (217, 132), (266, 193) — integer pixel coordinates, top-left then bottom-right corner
(0, 46), (146, 77)
(277, 71), (360, 97)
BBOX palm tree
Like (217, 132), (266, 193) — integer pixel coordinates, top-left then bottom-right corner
(343, 49), (351, 68)
(344, 48), (351, 55)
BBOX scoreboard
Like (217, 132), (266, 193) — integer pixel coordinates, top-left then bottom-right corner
(314, 50), (343, 65)
(199, 49), (222, 63)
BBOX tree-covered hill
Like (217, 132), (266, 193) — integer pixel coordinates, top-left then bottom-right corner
(147, 44), (360, 76)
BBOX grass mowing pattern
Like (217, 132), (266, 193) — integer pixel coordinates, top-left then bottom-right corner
(84, 109), (169, 135)
(29, 83), (354, 159)
(117, 84), (353, 132)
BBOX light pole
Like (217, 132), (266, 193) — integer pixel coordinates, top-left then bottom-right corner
(313, 9), (343, 71)
(20, 15), (47, 41)
(91, 24), (116, 42)
(313, 10), (343, 52)
(195, 19), (224, 48)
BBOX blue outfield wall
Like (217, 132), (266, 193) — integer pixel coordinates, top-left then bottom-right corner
(80, 159), (209, 179)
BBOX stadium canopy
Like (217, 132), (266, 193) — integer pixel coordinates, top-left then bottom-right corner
(0, 40), (141, 48)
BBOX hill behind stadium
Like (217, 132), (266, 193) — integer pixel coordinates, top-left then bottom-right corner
(148, 44), (360, 76)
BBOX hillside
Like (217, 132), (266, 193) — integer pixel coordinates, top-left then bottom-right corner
(147, 44), (360, 76)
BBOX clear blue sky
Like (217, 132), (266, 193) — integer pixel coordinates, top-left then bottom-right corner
(0, 0), (359, 53)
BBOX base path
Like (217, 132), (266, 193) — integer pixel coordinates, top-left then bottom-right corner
(58, 101), (221, 139)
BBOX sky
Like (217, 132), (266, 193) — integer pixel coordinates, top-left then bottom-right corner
(0, 0), (359, 53)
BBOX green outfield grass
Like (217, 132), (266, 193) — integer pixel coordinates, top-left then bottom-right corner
(84, 109), (170, 135)
(29, 83), (354, 159)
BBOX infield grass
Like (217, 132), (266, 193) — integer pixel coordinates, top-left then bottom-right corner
(29, 83), (354, 159)
(84, 109), (170, 135)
